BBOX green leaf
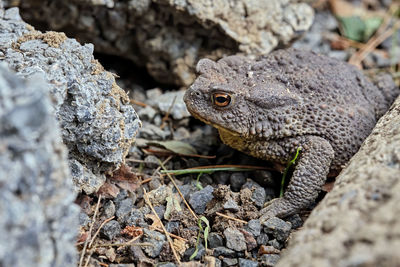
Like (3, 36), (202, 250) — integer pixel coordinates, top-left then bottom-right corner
(147, 140), (197, 155)
(280, 147), (301, 197)
(338, 16), (382, 42)
(190, 216), (210, 260)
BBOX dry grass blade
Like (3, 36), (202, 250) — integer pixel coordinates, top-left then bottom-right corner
(160, 95), (177, 129)
(158, 160), (198, 220)
(88, 216), (115, 248)
(78, 195), (102, 267)
(130, 99), (147, 107)
(94, 236), (152, 248)
(216, 212), (248, 224)
(143, 188), (181, 264)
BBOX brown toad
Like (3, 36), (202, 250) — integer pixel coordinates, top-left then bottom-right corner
(183, 48), (399, 221)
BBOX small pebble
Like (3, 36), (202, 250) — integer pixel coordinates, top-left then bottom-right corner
(213, 247), (236, 258)
(143, 229), (166, 258)
(189, 185), (214, 214)
(263, 217), (292, 242)
(183, 244), (205, 261)
(230, 173), (246, 192)
(165, 221), (180, 234)
(103, 200), (116, 218)
(78, 212), (91, 227)
(115, 198), (134, 219)
(245, 219), (261, 237)
(213, 172), (230, 185)
(260, 254), (280, 267)
(257, 233), (269, 246)
(101, 220), (121, 240)
(223, 198), (240, 212)
(268, 239), (283, 250)
(224, 227), (247, 252)
(285, 214), (303, 229)
(144, 155), (160, 168)
(238, 258), (258, 267)
(208, 232), (224, 248)
(222, 258), (238, 266)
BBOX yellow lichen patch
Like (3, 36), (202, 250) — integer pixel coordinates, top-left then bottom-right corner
(91, 59), (105, 75)
(110, 82), (129, 106)
(12, 31), (67, 49)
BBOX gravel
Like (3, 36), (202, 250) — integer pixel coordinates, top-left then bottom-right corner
(260, 254), (280, 267)
(101, 220), (121, 240)
(213, 247), (237, 258)
(143, 229), (166, 258)
(189, 185), (214, 214)
(263, 218), (292, 242)
(239, 258), (259, 267)
(224, 228), (247, 252)
(208, 232), (224, 249)
(245, 219), (262, 237)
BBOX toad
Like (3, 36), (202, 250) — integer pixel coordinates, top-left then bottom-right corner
(183, 48), (399, 221)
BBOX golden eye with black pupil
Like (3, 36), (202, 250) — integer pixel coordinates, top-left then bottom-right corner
(212, 93), (231, 107)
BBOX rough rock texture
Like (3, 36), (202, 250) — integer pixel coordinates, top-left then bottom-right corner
(0, 7), (141, 193)
(0, 63), (79, 266)
(6, 0), (314, 86)
(277, 96), (400, 267)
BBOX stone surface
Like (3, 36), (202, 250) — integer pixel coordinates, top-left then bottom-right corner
(277, 96), (400, 266)
(260, 254), (280, 267)
(224, 227), (247, 252)
(263, 218), (292, 242)
(213, 247), (236, 258)
(0, 63), (79, 266)
(7, 0), (313, 86)
(0, 7), (141, 193)
(245, 219), (262, 237)
(189, 185), (214, 214)
(101, 220), (121, 240)
(208, 232), (224, 249)
(143, 229), (166, 258)
(239, 258), (259, 267)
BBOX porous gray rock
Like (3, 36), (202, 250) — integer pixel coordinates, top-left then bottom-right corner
(277, 96), (400, 266)
(0, 63), (79, 266)
(7, 0), (314, 86)
(0, 7), (141, 193)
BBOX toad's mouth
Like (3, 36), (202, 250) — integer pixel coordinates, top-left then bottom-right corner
(187, 109), (242, 137)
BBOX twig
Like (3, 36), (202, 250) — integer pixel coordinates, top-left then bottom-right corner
(151, 226), (189, 242)
(158, 160), (198, 220)
(78, 195), (102, 267)
(143, 188), (181, 264)
(95, 235), (141, 248)
(349, 20), (400, 67)
(160, 95), (177, 130)
(130, 99), (147, 107)
(88, 216), (115, 248)
(215, 212), (248, 224)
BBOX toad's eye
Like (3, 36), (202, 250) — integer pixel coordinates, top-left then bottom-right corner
(212, 93), (231, 107)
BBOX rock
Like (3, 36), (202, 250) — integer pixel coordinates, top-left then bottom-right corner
(157, 263), (176, 267)
(115, 198), (134, 219)
(224, 227), (247, 252)
(268, 239), (283, 250)
(143, 229), (166, 258)
(213, 247), (237, 258)
(238, 258), (258, 267)
(222, 258), (238, 266)
(208, 232), (224, 249)
(263, 217), (292, 242)
(276, 96), (400, 266)
(138, 122), (171, 140)
(0, 8), (141, 193)
(251, 187), (266, 208)
(245, 219), (262, 237)
(149, 90), (191, 120)
(148, 185), (172, 206)
(137, 105), (157, 122)
(240, 229), (258, 251)
(109, 264), (136, 267)
(260, 254), (280, 267)
(183, 244), (206, 261)
(10, 0), (314, 86)
(230, 173), (247, 192)
(124, 209), (147, 228)
(213, 172), (230, 185)
(0, 63), (79, 266)
(189, 185), (214, 214)
(223, 198), (240, 212)
(256, 233), (269, 246)
(144, 155), (160, 168)
(101, 220), (121, 240)
(103, 200), (116, 218)
(79, 212), (91, 227)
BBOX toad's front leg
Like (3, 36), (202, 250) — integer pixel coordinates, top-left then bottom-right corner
(260, 136), (334, 222)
